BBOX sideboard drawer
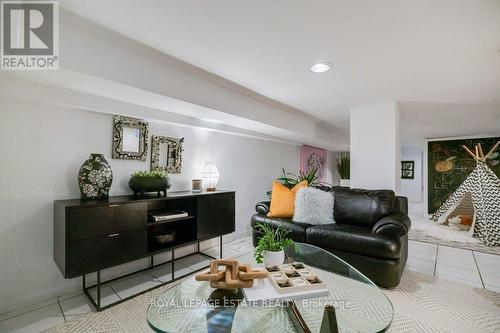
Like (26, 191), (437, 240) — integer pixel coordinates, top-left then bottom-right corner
(68, 229), (147, 277)
(68, 202), (147, 242)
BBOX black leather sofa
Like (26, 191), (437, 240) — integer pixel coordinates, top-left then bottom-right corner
(251, 187), (411, 288)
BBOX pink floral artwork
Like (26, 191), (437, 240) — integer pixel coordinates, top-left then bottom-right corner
(300, 145), (327, 182)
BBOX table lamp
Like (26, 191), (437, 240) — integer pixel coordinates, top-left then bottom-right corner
(201, 162), (220, 191)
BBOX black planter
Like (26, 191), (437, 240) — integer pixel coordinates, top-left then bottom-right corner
(78, 154), (113, 200)
(129, 176), (172, 197)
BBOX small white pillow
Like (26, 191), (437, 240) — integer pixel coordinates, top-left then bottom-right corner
(293, 187), (334, 225)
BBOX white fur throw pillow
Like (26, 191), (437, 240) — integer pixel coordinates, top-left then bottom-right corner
(293, 187), (334, 225)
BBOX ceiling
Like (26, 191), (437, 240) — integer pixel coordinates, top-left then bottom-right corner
(400, 103), (500, 145)
(61, 0), (500, 141)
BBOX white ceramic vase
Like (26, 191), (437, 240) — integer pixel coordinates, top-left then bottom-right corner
(340, 179), (350, 187)
(263, 250), (285, 266)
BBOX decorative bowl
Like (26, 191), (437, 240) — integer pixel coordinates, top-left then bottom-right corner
(129, 176), (172, 197)
(154, 231), (176, 245)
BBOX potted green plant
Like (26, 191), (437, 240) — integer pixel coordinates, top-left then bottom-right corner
(278, 168), (319, 187)
(336, 153), (350, 187)
(254, 223), (294, 265)
(129, 170), (172, 197)
(267, 168), (319, 198)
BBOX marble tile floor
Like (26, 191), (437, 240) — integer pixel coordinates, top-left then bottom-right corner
(407, 240), (500, 292)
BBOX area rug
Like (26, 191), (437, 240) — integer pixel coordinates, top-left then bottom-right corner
(409, 217), (500, 255)
(44, 269), (500, 333)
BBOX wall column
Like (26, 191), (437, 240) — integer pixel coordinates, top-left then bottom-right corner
(350, 102), (400, 192)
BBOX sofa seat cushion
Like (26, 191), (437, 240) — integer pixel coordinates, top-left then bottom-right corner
(306, 224), (402, 259)
(251, 214), (311, 242)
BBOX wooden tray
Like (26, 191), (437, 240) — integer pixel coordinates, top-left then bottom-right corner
(264, 262), (327, 293)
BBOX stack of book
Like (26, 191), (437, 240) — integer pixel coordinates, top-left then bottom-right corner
(149, 210), (188, 222)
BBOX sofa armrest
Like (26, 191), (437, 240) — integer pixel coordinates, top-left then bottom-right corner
(372, 213), (411, 239)
(255, 201), (271, 215)
(393, 196), (408, 215)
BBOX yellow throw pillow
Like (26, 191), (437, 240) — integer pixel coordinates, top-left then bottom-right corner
(267, 180), (308, 218)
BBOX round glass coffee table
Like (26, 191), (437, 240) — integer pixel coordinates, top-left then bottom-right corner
(147, 243), (393, 332)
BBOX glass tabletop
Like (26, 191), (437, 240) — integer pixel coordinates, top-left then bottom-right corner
(147, 243), (393, 333)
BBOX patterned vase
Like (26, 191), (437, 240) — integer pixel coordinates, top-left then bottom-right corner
(78, 154), (113, 200)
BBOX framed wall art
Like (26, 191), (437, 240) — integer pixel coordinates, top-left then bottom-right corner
(300, 145), (327, 182)
(112, 116), (149, 160)
(401, 161), (414, 179)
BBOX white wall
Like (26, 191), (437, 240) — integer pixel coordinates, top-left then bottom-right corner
(400, 146), (424, 216)
(326, 152), (341, 186)
(400, 146), (423, 202)
(350, 102), (401, 192)
(0, 98), (311, 312)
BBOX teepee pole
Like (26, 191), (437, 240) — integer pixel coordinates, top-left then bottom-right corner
(463, 145), (477, 160)
(484, 141), (500, 160)
(477, 143), (485, 161)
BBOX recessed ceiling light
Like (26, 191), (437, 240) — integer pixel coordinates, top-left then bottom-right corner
(310, 62), (332, 73)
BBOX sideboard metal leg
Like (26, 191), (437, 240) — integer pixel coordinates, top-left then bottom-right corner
(220, 236), (223, 258)
(82, 274), (86, 290)
(96, 270), (101, 310)
(171, 248), (175, 280)
(150, 255), (154, 268)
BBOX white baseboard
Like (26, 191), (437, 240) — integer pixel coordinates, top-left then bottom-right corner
(0, 279), (80, 316)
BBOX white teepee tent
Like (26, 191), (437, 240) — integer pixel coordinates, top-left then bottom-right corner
(430, 142), (500, 247)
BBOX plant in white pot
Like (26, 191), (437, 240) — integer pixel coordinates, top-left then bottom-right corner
(336, 152), (350, 187)
(254, 223), (294, 265)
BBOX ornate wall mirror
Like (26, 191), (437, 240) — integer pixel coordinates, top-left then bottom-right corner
(151, 136), (184, 174)
(112, 116), (149, 160)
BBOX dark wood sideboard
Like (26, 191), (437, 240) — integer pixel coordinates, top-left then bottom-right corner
(54, 190), (235, 311)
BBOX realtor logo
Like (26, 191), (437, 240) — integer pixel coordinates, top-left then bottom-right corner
(1, 0), (59, 70)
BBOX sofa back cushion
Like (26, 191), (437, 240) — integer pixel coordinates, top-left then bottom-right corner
(333, 188), (395, 227)
(293, 187), (334, 225)
(267, 180), (308, 218)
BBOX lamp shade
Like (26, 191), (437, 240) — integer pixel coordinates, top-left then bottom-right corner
(201, 162), (220, 191)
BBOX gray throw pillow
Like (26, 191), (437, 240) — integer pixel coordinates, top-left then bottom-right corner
(293, 187), (334, 225)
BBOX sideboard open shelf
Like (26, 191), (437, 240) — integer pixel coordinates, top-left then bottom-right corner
(54, 190), (235, 311)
